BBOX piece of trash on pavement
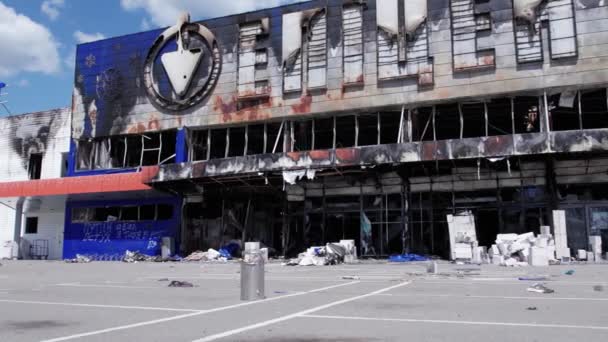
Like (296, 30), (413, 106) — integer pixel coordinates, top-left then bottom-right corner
(527, 307), (537, 311)
(342, 276), (360, 280)
(158, 278), (169, 282)
(565, 270), (575, 275)
(64, 254), (92, 263)
(168, 280), (194, 288)
(527, 283), (554, 294)
(274, 291), (288, 294)
(518, 276), (548, 281)
(593, 285), (604, 292)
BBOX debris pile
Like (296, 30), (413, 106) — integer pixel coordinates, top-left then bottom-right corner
(490, 228), (556, 267)
(285, 242), (354, 266)
(64, 254), (92, 263)
(183, 248), (228, 262)
(122, 250), (159, 263)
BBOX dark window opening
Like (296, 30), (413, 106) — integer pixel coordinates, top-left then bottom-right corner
(266, 122), (284, 153)
(28, 153), (43, 180)
(247, 124), (265, 155)
(413, 107), (434, 141)
(141, 133), (161, 166)
(120, 206), (139, 221)
(140, 205), (156, 221)
(71, 208), (93, 223)
(228, 127), (246, 157)
(582, 89), (608, 129)
(210, 128), (227, 159)
(314, 117), (334, 149)
(109, 137), (126, 167)
(76, 140), (93, 170)
(125, 135), (143, 167)
(357, 114), (378, 146)
(461, 103), (486, 138)
(157, 204), (173, 220)
(379, 111), (400, 144)
(514, 96), (540, 134)
(336, 116), (356, 148)
(159, 131), (177, 164)
(487, 98), (513, 135)
(93, 207), (120, 221)
(293, 120), (312, 152)
(549, 93), (580, 131)
(190, 130), (209, 161)
(25, 217), (38, 234)
(434, 104), (460, 140)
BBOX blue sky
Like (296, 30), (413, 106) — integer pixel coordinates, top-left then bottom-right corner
(0, 0), (304, 116)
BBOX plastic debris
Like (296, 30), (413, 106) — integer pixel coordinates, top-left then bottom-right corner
(286, 243), (349, 266)
(64, 254), (92, 263)
(388, 254), (429, 262)
(565, 270), (575, 275)
(527, 283), (555, 294)
(168, 280), (194, 287)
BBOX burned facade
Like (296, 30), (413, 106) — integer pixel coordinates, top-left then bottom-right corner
(2, 0), (608, 260)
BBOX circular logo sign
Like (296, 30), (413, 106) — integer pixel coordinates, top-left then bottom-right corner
(143, 14), (221, 112)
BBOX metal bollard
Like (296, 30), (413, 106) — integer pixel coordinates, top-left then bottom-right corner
(240, 242), (265, 301)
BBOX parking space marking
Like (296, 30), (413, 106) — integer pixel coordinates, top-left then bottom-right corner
(301, 314), (608, 331)
(0, 299), (200, 312)
(40, 281), (361, 342)
(375, 293), (608, 301)
(190, 281), (411, 342)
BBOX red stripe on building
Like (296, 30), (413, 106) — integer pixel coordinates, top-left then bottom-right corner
(0, 167), (159, 198)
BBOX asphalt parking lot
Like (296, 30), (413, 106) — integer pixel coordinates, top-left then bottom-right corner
(1, 260), (607, 341)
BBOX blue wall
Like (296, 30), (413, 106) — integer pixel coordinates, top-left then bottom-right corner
(63, 197), (181, 260)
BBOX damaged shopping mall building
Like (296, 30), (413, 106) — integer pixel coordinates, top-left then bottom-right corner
(2, 0), (608, 260)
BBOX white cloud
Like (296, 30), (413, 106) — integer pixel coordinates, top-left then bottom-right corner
(41, 0), (65, 21)
(120, 0), (308, 27)
(73, 30), (106, 44)
(0, 2), (61, 77)
(140, 17), (151, 31)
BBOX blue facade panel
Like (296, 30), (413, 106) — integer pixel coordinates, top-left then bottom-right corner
(63, 197), (181, 260)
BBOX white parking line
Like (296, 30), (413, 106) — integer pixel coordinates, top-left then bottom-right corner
(301, 314), (608, 331)
(40, 281), (360, 342)
(190, 281), (411, 342)
(0, 299), (198, 312)
(375, 293), (608, 301)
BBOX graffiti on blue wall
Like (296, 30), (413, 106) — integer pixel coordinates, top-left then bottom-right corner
(63, 197), (181, 260)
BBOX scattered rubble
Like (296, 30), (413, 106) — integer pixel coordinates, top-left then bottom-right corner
(64, 254), (92, 263)
(183, 249), (228, 262)
(285, 241), (356, 266)
(527, 283), (555, 294)
(490, 229), (556, 267)
(168, 280), (194, 288)
(123, 250), (157, 263)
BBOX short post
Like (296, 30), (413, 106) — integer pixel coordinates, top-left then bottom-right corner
(240, 242), (265, 301)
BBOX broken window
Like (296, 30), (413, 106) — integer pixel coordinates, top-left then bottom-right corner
(342, 3), (365, 86)
(549, 93), (580, 131)
(335, 116), (356, 148)
(434, 104), (460, 140)
(379, 111), (401, 144)
(190, 129), (209, 161)
(228, 127), (246, 157)
(581, 89), (608, 129)
(209, 128), (228, 159)
(141, 133), (161, 165)
(412, 107), (434, 141)
(514, 96), (540, 134)
(461, 102), (486, 138)
(140, 205), (156, 221)
(76, 140), (93, 170)
(246, 124), (265, 155)
(293, 120), (312, 152)
(125, 135), (142, 167)
(375, 0), (433, 87)
(93, 207), (120, 222)
(266, 122), (284, 153)
(238, 19), (270, 99)
(28, 153), (43, 180)
(120, 206), (139, 221)
(109, 137), (127, 167)
(71, 208), (94, 223)
(357, 113), (379, 146)
(450, 0), (495, 71)
(313, 117), (334, 149)
(513, 0), (577, 64)
(157, 204), (174, 220)
(487, 98), (513, 136)
(71, 204), (174, 223)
